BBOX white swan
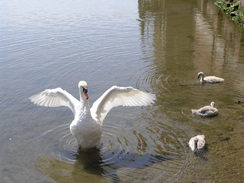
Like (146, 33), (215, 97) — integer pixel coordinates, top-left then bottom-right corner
(191, 101), (218, 117)
(197, 72), (224, 83)
(29, 81), (155, 149)
(188, 135), (206, 152)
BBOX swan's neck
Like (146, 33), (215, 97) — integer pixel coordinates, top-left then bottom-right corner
(74, 100), (91, 123)
(199, 75), (204, 83)
(194, 139), (198, 151)
(78, 95), (90, 110)
(79, 87), (89, 104)
(79, 87), (83, 102)
(82, 100), (90, 109)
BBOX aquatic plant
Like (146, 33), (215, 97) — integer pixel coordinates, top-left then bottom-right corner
(215, 0), (244, 27)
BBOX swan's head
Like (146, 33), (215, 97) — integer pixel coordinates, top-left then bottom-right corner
(78, 81), (89, 100)
(189, 137), (199, 152)
(189, 135), (205, 152)
(194, 135), (205, 151)
(197, 72), (205, 79)
(210, 101), (215, 107)
(79, 81), (88, 88)
(193, 138), (198, 152)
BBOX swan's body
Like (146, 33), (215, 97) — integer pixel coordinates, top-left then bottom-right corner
(189, 135), (206, 152)
(191, 102), (218, 117)
(197, 72), (224, 83)
(29, 81), (155, 149)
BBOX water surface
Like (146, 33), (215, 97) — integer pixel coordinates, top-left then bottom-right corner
(0, 0), (244, 182)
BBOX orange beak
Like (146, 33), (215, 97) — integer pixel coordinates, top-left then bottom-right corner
(84, 93), (89, 100)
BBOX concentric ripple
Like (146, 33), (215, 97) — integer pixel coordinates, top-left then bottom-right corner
(34, 111), (190, 183)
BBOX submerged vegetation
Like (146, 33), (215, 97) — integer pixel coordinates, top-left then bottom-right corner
(215, 0), (244, 27)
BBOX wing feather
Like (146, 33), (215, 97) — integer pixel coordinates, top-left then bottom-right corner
(205, 76), (224, 83)
(90, 86), (155, 123)
(29, 88), (80, 114)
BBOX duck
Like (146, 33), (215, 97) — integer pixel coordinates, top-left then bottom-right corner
(197, 72), (224, 83)
(191, 101), (218, 117)
(29, 81), (155, 149)
(188, 135), (206, 152)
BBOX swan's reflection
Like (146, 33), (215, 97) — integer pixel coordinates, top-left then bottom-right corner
(37, 147), (172, 183)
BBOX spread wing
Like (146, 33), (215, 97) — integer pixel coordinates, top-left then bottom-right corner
(29, 87), (80, 115)
(90, 86), (156, 123)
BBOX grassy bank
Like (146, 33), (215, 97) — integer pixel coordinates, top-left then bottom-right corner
(215, 0), (244, 27)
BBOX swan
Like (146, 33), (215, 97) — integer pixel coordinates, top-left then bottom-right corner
(191, 101), (218, 117)
(29, 81), (155, 149)
(188, 135), (206, 152)
(197, 72), (224, 83)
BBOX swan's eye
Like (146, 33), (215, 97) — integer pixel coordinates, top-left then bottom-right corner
(83, 88), (88, 93)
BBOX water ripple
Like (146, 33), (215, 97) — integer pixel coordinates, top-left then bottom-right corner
(33, 113), (190, 182)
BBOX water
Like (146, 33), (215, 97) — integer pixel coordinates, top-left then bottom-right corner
(0, 0), (244, 182)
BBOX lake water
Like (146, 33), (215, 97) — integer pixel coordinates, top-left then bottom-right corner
(0, 0), (244, 182)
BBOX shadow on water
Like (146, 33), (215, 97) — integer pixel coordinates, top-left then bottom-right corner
(38, 147), (172, 183)
(194, 144), (208, 162)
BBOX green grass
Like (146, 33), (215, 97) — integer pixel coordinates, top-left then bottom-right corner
(215, 0), (244, 27)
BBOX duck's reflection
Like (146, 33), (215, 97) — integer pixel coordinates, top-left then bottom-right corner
(37, 147), (171, 183)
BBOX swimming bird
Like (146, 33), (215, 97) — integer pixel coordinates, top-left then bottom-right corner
(191, 102), (218, 117)
(197, 72), (224, 83)
(29, 81), (155, 149)
(188, 135), (206, 152)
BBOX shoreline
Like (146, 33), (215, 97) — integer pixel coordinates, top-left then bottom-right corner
(215, 0), (244, 27)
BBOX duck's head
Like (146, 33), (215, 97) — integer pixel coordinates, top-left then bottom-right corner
(78, 81), (89, 100)
(210, 101), (215, 107)
(197, 72), (205, 79)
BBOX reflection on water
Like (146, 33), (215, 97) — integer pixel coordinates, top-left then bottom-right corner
(0, 0), (244, 182)
(38, 148), (172, 183)
(139, 0), (244, 182)
(33, 118), (187, 183)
